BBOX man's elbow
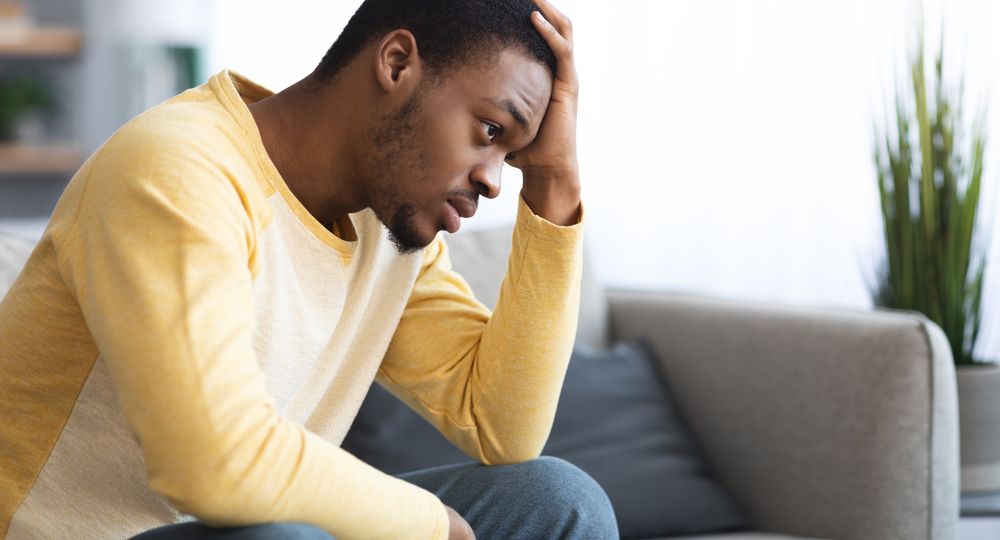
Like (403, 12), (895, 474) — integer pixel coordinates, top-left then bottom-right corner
(147, 461), (259, 526)
(478, 438), (546, 466)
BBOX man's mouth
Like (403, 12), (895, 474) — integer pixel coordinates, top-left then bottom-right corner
(448, 196), (477, 219)
(443, 196), (477, 234)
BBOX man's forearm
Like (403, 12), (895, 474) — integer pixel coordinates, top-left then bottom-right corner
(469, 194), (584, 464)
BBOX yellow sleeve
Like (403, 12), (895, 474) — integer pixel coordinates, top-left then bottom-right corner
(56, 127), (450, 540)
(378, 193), (584, 465)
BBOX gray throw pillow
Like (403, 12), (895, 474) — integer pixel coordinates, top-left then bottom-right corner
(342, 339), (749, 539)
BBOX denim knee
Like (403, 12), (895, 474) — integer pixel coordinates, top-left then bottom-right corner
(508, 455), (620, 538)
(230, 523), (334, 540)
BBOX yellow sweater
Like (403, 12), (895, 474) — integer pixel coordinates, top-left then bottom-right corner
(0, 70), (583, 539)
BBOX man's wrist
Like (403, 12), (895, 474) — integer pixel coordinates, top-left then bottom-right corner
(520, 165), (581, 226)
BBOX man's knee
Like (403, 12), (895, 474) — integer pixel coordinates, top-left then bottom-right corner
(520, 456), (608, 499)
(516, 455), (593, 486)
(501, 455), (619, 535)
(229, 523), (334, 540)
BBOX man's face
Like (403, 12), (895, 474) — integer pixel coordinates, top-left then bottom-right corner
(363, 48), (553, 254)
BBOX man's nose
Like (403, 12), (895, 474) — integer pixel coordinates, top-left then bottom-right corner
(470, 160), (502, 199)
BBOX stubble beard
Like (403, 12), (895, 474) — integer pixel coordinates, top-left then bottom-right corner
(366, 89), (431, 255)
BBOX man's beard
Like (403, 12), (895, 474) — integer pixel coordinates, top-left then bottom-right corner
(365, 89), (430, 255)
(385, 197), (423, 255)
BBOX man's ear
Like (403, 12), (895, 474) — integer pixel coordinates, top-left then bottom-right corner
(374, 29), (421, 93)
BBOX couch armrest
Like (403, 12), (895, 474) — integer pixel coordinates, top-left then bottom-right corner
(607, 289), (958, 540)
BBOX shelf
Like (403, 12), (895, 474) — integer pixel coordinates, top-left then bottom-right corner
(0, 27), (83, 57)
(0, 143), (81, 174)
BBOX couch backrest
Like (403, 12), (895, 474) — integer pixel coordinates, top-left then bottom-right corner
(443, 226), (609, 350)
(0, 233), (35, 298)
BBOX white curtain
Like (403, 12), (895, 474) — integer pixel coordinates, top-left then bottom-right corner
(204, 0), (1000, 361)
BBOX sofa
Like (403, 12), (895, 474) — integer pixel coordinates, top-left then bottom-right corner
(436, 225), (959, 540)
(0, 225), (959, 539)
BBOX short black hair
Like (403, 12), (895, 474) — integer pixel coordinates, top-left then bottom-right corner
(314, 0), (556, 83)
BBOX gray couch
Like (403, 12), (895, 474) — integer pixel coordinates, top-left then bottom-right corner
(443, 226), (959, 540)
(0, 226), (959, 540)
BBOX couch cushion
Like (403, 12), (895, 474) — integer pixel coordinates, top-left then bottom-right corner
(0, 232), (35, 298)
(343, 339), (749, 539)
(444, 225), (609, 349)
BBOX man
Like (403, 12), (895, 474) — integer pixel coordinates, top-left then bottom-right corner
(0, 0), (618, 538)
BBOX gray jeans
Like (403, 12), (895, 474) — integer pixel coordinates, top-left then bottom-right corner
(129, 455), (620, 540)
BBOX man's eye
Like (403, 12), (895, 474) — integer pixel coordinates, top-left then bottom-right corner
(481, 121), (502, 142)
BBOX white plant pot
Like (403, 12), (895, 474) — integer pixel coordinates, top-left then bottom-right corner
(958, 363), (1000, 493)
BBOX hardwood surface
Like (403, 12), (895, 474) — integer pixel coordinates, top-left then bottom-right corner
(0, 27), (83, 57)
(0, 143), (81, 174)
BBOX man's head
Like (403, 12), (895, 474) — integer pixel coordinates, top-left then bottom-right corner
(311, 0), (557, 254)
(315, 0), (556, 85)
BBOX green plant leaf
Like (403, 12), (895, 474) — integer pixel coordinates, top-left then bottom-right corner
(871, 15), (990, 365)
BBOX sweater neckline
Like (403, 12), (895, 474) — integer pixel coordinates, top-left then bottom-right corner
(210, 69), (359, 257)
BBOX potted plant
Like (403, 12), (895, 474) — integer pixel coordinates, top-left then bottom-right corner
(870, 27), (995, 492)
(0, 74), (55, 142)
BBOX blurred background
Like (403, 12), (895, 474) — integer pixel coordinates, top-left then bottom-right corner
(0, 0), (997, 360)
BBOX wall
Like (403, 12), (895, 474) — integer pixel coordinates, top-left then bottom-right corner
(203, 0), (1000, 361)
(1, 0), (997, 360)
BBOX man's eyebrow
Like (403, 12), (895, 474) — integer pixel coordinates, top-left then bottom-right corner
(483, 97), (528, 131)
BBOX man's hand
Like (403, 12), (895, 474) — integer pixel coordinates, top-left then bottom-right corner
(446, 504), (475, 540)
(508, 0), (581, 226)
